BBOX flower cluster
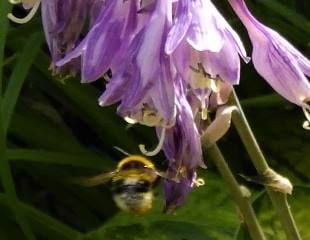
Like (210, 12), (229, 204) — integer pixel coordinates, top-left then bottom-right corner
(8, 0), (310, 211)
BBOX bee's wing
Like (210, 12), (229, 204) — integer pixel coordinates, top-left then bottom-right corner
(70, 171), (116, 187)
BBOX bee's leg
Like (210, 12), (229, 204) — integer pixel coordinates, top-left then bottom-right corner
(155, 171), (180, 183)
(152, 175), (162, 188)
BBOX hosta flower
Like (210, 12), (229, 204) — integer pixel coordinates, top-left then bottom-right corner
(165, 0), (249, 120)
(11, 0), (309, 212)
(227, 0), (310, 129)
(42, 0), (102, 74)
(56, 0), (140, 81)
(8, 0), (104, 74)
(161, 77), (204, 212)
(98, 0), (176, 156)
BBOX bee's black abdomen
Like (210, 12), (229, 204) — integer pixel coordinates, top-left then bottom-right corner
(112, 180), (151, 194)
(134, 180), (151, 193)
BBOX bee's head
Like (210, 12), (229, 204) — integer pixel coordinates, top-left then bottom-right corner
(117, 155), (155, 171)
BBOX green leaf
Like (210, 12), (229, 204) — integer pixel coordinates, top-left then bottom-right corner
(2, 32), (43, 133)
(87, 221), (227, 240)
(0, 193), (83, 240)
(0, 1), (12, 86)
(7, 149), (107, 168)
(255, 187), (309, 239)
(10, 106), (85, 153)
(234, 224), (252, 240)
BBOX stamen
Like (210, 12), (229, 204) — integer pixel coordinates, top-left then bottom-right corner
(8, 0), (40, 24)
(302, 103), (310, 130)
(210, 76), (222, 93)
(193, 178), (205, 187)
(142, 109), (162, 127)
(139, 127), (166, 156)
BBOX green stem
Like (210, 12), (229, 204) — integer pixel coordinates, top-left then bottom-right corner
(202, 144), (266, 240)
(230, 89), (301, 240)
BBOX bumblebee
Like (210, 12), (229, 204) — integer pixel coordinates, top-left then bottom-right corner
(77, 155), (160, 214)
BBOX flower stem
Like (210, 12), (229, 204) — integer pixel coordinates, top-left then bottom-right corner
(202, 143), (266, 240)
(230, 89), (301, 240)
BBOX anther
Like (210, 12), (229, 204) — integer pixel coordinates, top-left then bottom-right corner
(139, 127), (166, 156)
(8, 0), (41, 24)
(142, 109), (162, 127)
(200, 88), (208, 120)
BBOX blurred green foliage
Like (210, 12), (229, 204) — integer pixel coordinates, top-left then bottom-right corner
(0, 0), (309, 239)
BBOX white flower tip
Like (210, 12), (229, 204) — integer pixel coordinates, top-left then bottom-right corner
(98, 101), (105, 107)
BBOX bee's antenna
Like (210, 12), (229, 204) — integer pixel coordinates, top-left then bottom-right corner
(113, 146), (130, 156)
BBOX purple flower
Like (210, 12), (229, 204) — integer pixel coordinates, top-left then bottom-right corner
(97, 0), (176, 156)
(56, 0), (140, 81)
(8, 0), (105, 74)
(161, 76), (204, 212)
(42, 0), (103, 74)
(98, 0), (175, 124)
(165, 0), (249, 120)
(227, 0), (310, 128)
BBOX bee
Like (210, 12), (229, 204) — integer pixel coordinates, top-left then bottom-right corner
(76, 155), (161, 214)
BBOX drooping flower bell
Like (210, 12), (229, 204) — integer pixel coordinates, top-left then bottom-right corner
(8, 0), (105, 74)
(96, 0), (176, 156)
(42, 0), (105, 74)
(161, 76), (204, 212)
(227, 0), (310, 129)
(165, 0), (249, 120)
(56, 0), (141, 81)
